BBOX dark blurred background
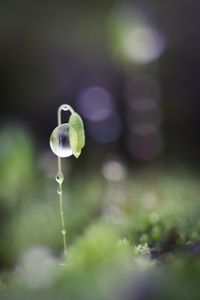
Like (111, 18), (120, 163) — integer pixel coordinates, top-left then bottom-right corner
(2, 3), (200, 296)
(0, 0), (200, 169)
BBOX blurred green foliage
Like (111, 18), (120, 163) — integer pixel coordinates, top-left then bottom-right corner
(0, 126), (35, 206)
(1, 126), (200, 299)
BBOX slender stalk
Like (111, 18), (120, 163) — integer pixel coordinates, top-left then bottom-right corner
(57, 156), (67, 261)
(56, 104), (74, 262)
(57, 104), (74, 125)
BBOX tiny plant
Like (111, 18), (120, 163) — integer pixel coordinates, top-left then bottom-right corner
(134, 243), (150, 257)
(49, 104), (85, 264)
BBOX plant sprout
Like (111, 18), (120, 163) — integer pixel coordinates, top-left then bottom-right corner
(49, 104), (85, 264)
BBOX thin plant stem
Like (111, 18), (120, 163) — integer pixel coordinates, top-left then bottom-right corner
(57, 156), (67, 261)
(56, 104), (74, 262)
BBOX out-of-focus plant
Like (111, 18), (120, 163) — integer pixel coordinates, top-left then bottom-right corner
(0, 126), (35, 207)
(49, 104), (85, 264)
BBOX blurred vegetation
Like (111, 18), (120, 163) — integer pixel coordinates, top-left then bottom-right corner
(0, 0), (200, 298)
(0, 126), (200, 299)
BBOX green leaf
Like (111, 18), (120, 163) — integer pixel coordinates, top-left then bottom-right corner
(68, 112), (85, 158)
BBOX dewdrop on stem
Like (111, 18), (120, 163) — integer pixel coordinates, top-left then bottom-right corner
(50, 124), (73, 158)
(49, 104), (85, 266)
(55, 171), (64, 184)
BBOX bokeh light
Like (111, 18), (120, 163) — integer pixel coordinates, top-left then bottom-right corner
(123, 26), (166, 64)
(102, 159), (127, 182)
(109, 3), (166, 65)
(77, 86), (114, 122)
(16, 246), (58, 289)
(87, 111), (122, 143)
(124, 74), (162, 160)
(126, 127), (162, 160)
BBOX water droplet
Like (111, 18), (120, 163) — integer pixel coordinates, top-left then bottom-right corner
(57, 186), (62, 195)
(55, 171), (64, 184)
(50, 123), (73, 158)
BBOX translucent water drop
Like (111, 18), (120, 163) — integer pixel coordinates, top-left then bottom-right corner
(50, 123), (73, 158)
(55, 171), (64, 184)
(57, 186), (62, 195)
